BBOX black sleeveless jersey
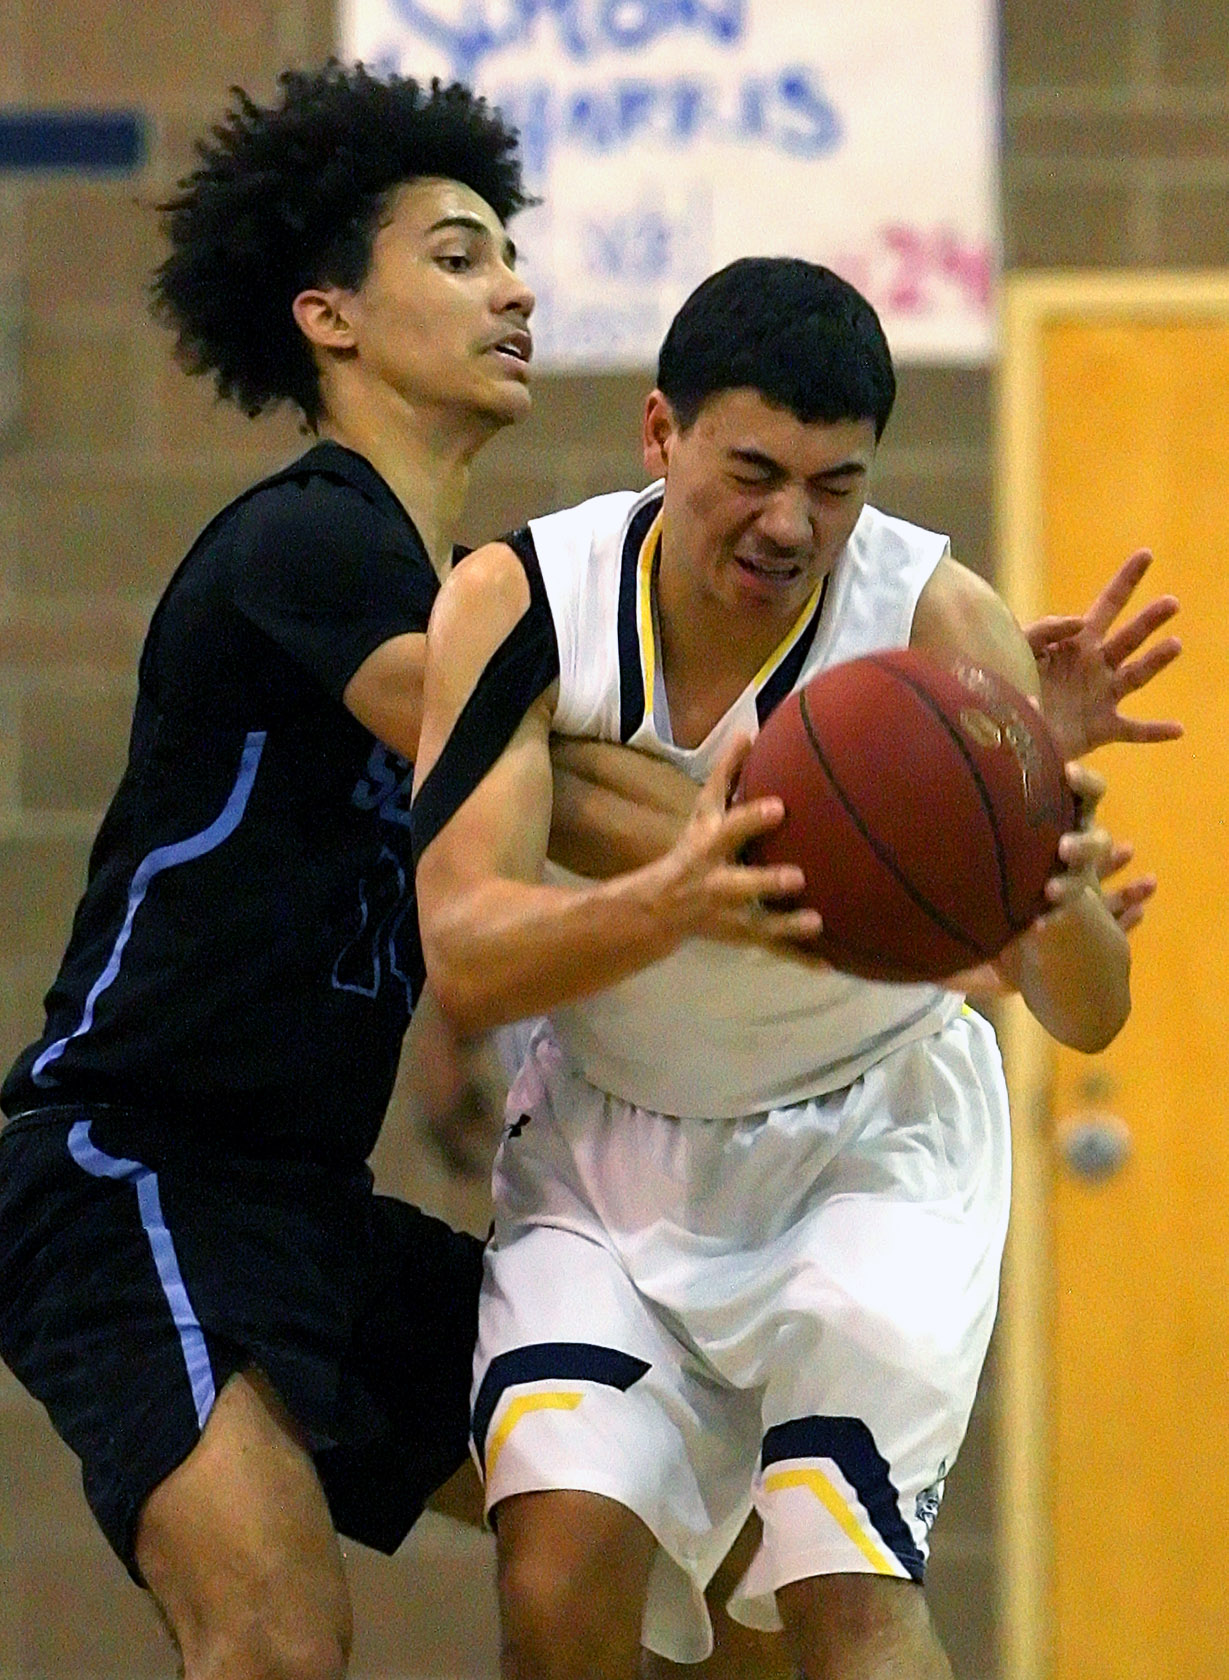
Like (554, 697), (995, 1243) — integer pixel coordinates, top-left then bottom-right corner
(3, 443), (442, 1162)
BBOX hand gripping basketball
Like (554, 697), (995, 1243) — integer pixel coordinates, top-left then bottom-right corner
(652, 736), (824, 951)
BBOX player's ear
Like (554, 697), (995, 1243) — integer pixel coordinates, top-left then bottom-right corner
(293, 287), (358, 352)
(643, 389), (678, 477)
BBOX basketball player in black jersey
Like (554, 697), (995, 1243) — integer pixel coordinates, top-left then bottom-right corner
(0, 64), (818, 1680)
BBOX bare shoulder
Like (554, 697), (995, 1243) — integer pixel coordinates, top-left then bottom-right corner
(417, 537), (556, 781)
(430, 540), (531, 646)
(912, 555), (1039, 698)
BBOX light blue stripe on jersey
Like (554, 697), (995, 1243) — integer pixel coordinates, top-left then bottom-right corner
(67, 1118), (216, 1428)
(31, 730), (267, 1086)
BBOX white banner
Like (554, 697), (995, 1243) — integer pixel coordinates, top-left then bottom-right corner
(340, 1), (999, 366)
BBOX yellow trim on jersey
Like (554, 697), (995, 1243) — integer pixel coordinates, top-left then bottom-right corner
(763, 1466), (900, 1576)
(486, 1391), (584, 1481)
(637, 510), (664, 723)
(751, 577), (827, 689)
(636, 519), (827, 726)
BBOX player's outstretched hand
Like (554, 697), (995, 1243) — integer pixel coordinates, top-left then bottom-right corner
(655, 736), (823, 950)
(1026, 548), (1182, 761)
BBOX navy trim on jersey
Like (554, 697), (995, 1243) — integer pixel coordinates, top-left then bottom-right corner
(617, 496), (663, 742)
(762, 1415), (927, 1581)
(31, 731), (267, 1087)
(472, 1342), (651, 1471)
(755, 571), (832, 726)
(410, 534), (560, 861)
(67, 1118), (217, 1428)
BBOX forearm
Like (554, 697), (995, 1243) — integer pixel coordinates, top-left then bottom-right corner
(998, 886), (1131, 1052)
(421, 856), (696, 1037)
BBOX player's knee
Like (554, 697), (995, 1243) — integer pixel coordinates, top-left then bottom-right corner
(158, 1574), (352, 1680)
(265, 1620), (351, 1680)
(497, 1544), (630, 1680)
(188, 1608), (352, 1680)
(498, 1551), (587, 1677)
(779, 1573), (943, 1678)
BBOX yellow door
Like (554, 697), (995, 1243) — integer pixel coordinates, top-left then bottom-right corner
(998, 277), (1229, 1680)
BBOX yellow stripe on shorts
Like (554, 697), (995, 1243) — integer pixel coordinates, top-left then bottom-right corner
(486, 1391), (584, 1480)
(763, 1466), (899, 1575)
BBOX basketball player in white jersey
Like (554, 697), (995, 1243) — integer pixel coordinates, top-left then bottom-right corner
(411, 259), (1137, 1680)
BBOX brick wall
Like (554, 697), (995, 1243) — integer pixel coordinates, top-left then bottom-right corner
(1, 1), (1226, 1675)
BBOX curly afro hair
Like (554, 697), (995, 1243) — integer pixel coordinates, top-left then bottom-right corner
(152, 62), (531, 427)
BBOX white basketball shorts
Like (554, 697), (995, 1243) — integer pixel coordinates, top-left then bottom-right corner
(474, 1007), (1011, 1663)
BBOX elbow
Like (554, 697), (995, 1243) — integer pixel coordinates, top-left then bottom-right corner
(416, 872), (509, 1037)
(1065, 1005), (1128, 1056)
(423, 945), (502, 1040)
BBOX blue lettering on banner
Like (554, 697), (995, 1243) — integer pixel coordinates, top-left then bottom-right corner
(390, 0), (746, 81)
(582, 206), (673, 280)
(493, 66), (841, 176)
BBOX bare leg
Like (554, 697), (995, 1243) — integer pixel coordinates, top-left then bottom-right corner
(778, 1575), (954, 1680)
(642, 1513), (795, 1680)
(428, 1456), (487, 1527)
(496, 1489), (657, 1680)
(135, 1368), (352, 1680)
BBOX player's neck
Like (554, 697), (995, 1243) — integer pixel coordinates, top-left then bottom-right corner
(317, 387), (493, 580)
(655, 569), (794, 749)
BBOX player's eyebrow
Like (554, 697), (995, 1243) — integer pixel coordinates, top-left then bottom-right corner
(426, 213), (517, 266)
(729, 447), (868, 482)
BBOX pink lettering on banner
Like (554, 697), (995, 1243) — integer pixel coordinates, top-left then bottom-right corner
(835, 225), (993, 320)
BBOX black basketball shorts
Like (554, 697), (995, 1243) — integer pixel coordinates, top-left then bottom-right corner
(0, 1104), (484, 1580)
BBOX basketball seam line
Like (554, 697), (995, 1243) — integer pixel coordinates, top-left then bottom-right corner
(797, 688), (990, 962)
(872, 658), (1023, 930)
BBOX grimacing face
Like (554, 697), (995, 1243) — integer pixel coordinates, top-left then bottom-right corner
(319, 176), (535, 428)
(645, 387), (876, 628)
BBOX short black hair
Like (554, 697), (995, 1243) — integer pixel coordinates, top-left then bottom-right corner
(152, 61), (531, 426)
(656, 257), (896, 440)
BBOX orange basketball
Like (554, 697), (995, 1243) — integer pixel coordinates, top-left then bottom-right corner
(740, 649), (1076, 983)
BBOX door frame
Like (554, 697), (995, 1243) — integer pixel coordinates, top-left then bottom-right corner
(995, 269), (1229, 1680)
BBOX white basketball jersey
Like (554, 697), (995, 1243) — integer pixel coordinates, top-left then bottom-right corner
(527, 481), (962, 1119)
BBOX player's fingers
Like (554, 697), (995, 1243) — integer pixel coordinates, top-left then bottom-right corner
(700, 733), (754, 809)
(712, 794), (788, 855)
(1107, 877), (1157, 933)
(1109, 718), (1185, 744)
(1098, 840), (1135, 882)
(1105, 875), (1157, 914)
(1114, 901), (1149, 935)
(689, 735), (754, 827)
(1057, 825), (1113, 875)
(1064, 760), (1105, 825)
(753, 906), (825, 943)
(711, 859), (806, 904)
(1045, 870), (1101, 907)
(1113, 635), (1182, 691)
(1100, 599), (1180, 667)
(1023, 614), (1084, 652)
(1082, 548), (1154, 634)
(724, 905), (825, 950)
